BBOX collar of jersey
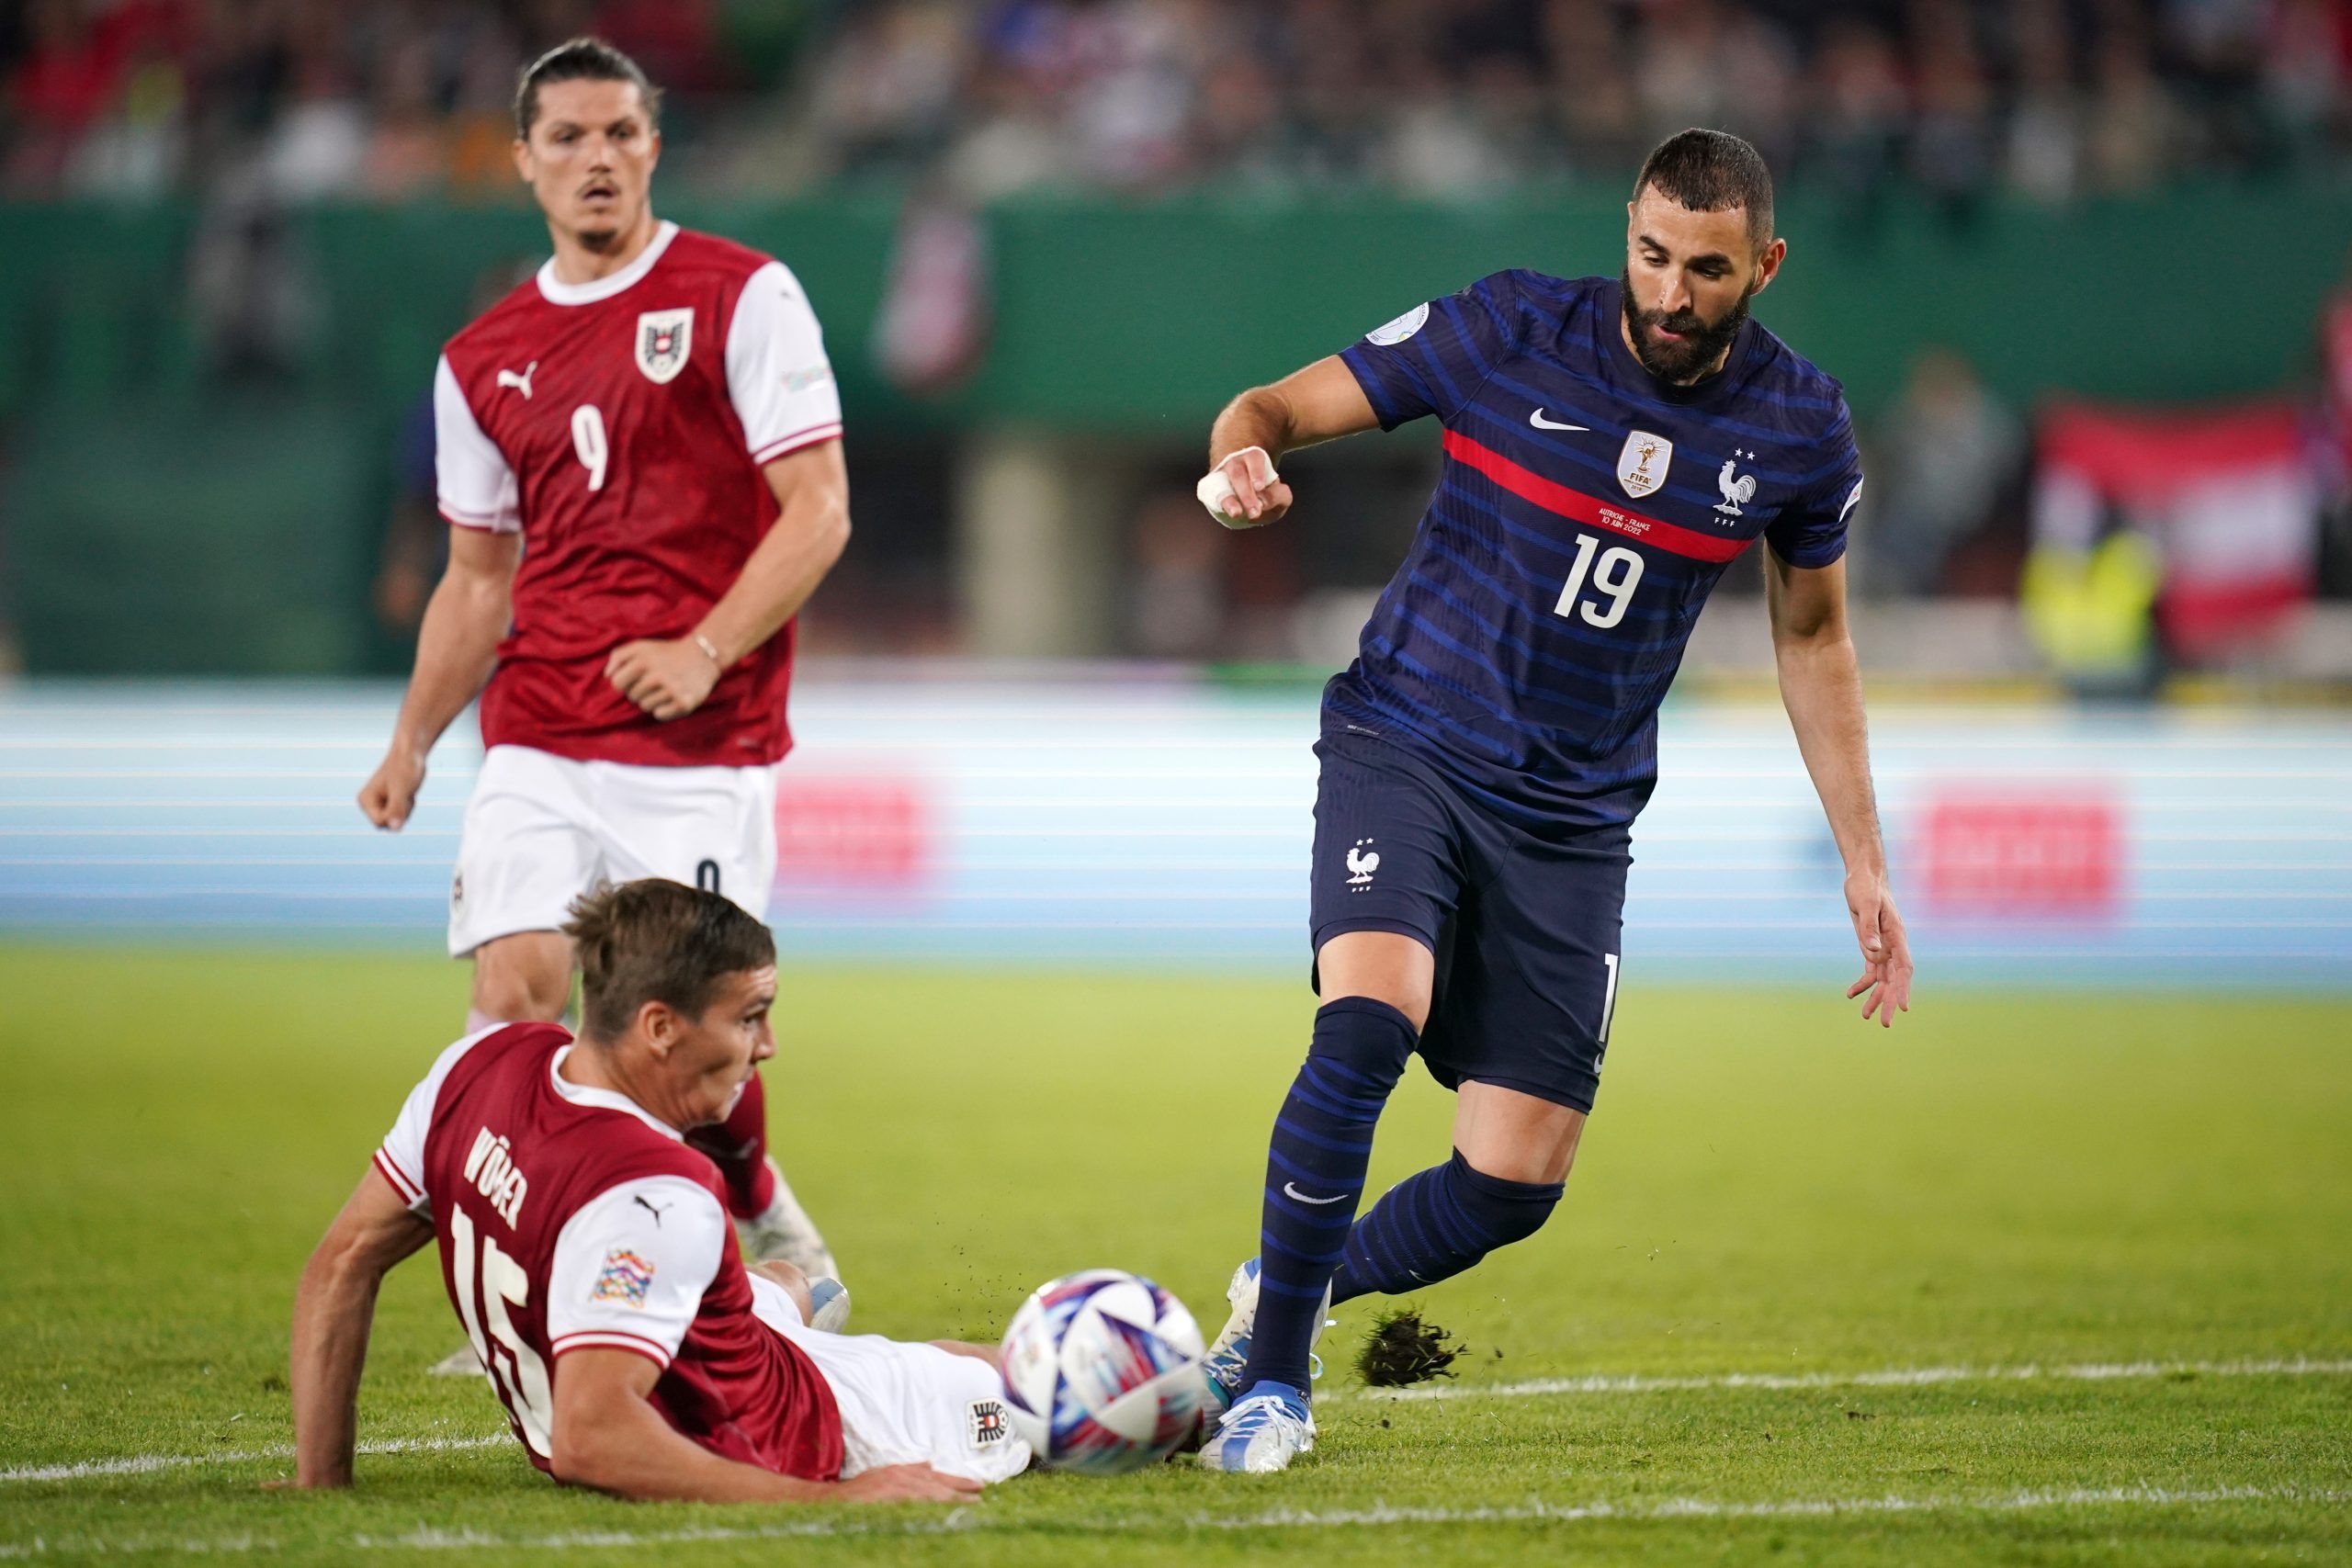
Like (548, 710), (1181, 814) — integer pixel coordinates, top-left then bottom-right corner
(536, 220), (680, 308)
(548, 1043), (685, 1140)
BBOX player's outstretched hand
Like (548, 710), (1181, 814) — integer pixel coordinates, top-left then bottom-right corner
(1843, 869), (1914, 1029)
(834, 1463), (985, 1504)
(1196, 446), (1295, 529)
(605, 637), (722, 723)
(358, 748), (426, 831)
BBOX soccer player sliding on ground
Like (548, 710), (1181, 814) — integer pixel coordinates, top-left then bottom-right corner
(1193, 130), (1915, 1473)
(355, 39), (843, 1318)
(286, 880), (1027, 1502)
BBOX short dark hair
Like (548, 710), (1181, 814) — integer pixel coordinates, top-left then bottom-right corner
(1633, 129), (1775, 252)
(566, 879), (775, 1042)
(514, 37), (662, 139)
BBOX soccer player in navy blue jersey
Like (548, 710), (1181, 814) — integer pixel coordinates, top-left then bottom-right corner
(1192, 130), (1916, 1473)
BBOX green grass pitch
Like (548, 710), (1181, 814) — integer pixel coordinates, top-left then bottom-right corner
(3, 946), (2348, 1564)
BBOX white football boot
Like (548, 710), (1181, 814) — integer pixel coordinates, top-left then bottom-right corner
(1200, 1258), (1332, 1416)
(1199, 1382), (1317, 1473)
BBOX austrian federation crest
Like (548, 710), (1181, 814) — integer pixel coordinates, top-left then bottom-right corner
(635, 308), (694, 384)
(1617, 429), (1672, 499)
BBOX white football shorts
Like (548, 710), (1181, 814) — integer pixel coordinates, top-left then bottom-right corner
(747, 1273), (1031, 1483)
(447, 744), (780, 957)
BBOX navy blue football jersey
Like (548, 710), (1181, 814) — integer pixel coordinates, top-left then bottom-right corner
(1332, 271), (1862, 829)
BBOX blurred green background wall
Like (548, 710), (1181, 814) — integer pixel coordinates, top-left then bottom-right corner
(6, 182), (2348, 674)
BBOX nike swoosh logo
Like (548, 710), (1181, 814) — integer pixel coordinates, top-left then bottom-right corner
(1283, 1181), (1350, 1206)
(1529, 409), (1588, 431)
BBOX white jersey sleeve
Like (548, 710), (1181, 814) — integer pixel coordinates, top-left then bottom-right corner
(373, 1024), (503, 1216)
(546, 1176), (729, 1368)
(725, 261), (843, 466)
(433, 354), (521, 533)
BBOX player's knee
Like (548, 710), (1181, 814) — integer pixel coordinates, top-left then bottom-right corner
(472, 971), (566, 1023)
(1449, 1148), (1564, 1248)
(1316, 931), (1435, 1032)
(1305, 995), (1421, 1103)
(472, 939), (571, 1022)
(751, 1258), (815, 1324)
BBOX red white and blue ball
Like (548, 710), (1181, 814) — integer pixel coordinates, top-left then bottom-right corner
(999, 1269), (1205, 1474)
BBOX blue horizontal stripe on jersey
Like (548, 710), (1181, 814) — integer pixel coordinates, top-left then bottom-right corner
(1329, 686), (1666, 814)
(1417, 533), (1678, 649)
(1338, 683), (1664, 803)
(1458, 401), (1751, 510)
(1519, 351), (1838, 451)
(1485, 367), (1821, 493)
(1409, 301), (1476, 410)
(1350, 357), (1409, 428)
(1399, 560), (1686, 692)
(1387, 598), (1627, 722)
(1339, 680), (1520, 765)
(1367, 632), (1644, 754)
(1429, 479), (1708, 604)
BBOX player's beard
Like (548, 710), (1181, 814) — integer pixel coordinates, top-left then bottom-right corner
(570, 186), (639, 254)
(574, 210), (628, 254)
(1620, 266), (1755, 386)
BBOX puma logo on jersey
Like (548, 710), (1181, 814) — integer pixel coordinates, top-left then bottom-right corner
(462, 1125), (530, 1226)
(632, 1194), (672, 1226)
(496, 362), (537, 399)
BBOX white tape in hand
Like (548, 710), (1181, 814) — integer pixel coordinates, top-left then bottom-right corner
(1196, 446), (1279, 529)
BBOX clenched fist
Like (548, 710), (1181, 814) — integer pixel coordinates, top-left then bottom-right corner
(1196, 446), (1294, 529)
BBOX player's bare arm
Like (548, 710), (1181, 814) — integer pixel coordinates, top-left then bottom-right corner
(1197, 356), (1381, 527)
(549, 1349), (979, 1505)
(358, 527), (522, 830)
(1766, 550), (1914, 1028)
(285, 1168), (435, 1487)
(604, 439), (850, 722)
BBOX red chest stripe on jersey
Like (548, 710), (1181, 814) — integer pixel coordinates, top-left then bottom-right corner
(1440, 429), (1749, 563)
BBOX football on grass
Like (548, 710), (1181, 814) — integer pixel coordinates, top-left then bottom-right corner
(999, 1269), (1205, 1473)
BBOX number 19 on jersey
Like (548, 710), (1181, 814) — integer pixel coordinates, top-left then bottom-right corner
(1554, 533), (1644, 628)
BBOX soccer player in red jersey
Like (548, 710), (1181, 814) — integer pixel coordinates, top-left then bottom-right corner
(287, 881), (1028, 1501)
(356, 39), (840, 1284)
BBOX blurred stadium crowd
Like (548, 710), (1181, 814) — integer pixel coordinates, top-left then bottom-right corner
(4, 0), (2349, 201)
(3, 0), (2351, 687)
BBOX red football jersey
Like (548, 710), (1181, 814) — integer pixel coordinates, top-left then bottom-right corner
(435, 222), (842, 767)
(375, 1021), (846, 1483)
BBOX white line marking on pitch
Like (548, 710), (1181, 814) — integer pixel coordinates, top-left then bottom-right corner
(1, 1483), (2345, 1557)
(0, 1434), (504, 1483)
(1351, 1355), (2352, 1404)
(6, 1355), (2345, 1490)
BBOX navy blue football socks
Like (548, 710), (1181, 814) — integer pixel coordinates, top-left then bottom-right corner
(1329, 1147), (1563, 1303)
(1238, 996), (1419, 1394)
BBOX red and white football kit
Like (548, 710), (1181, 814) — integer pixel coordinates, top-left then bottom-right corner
(375, 1022), (1031, 1484)
(433, 220), (839, 954)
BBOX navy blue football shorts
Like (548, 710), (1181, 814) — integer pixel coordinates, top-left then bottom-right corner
(1307, 728), (1629, 1114)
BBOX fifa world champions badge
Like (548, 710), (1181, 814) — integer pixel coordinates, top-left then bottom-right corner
(1616, 430), (1672, 499)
